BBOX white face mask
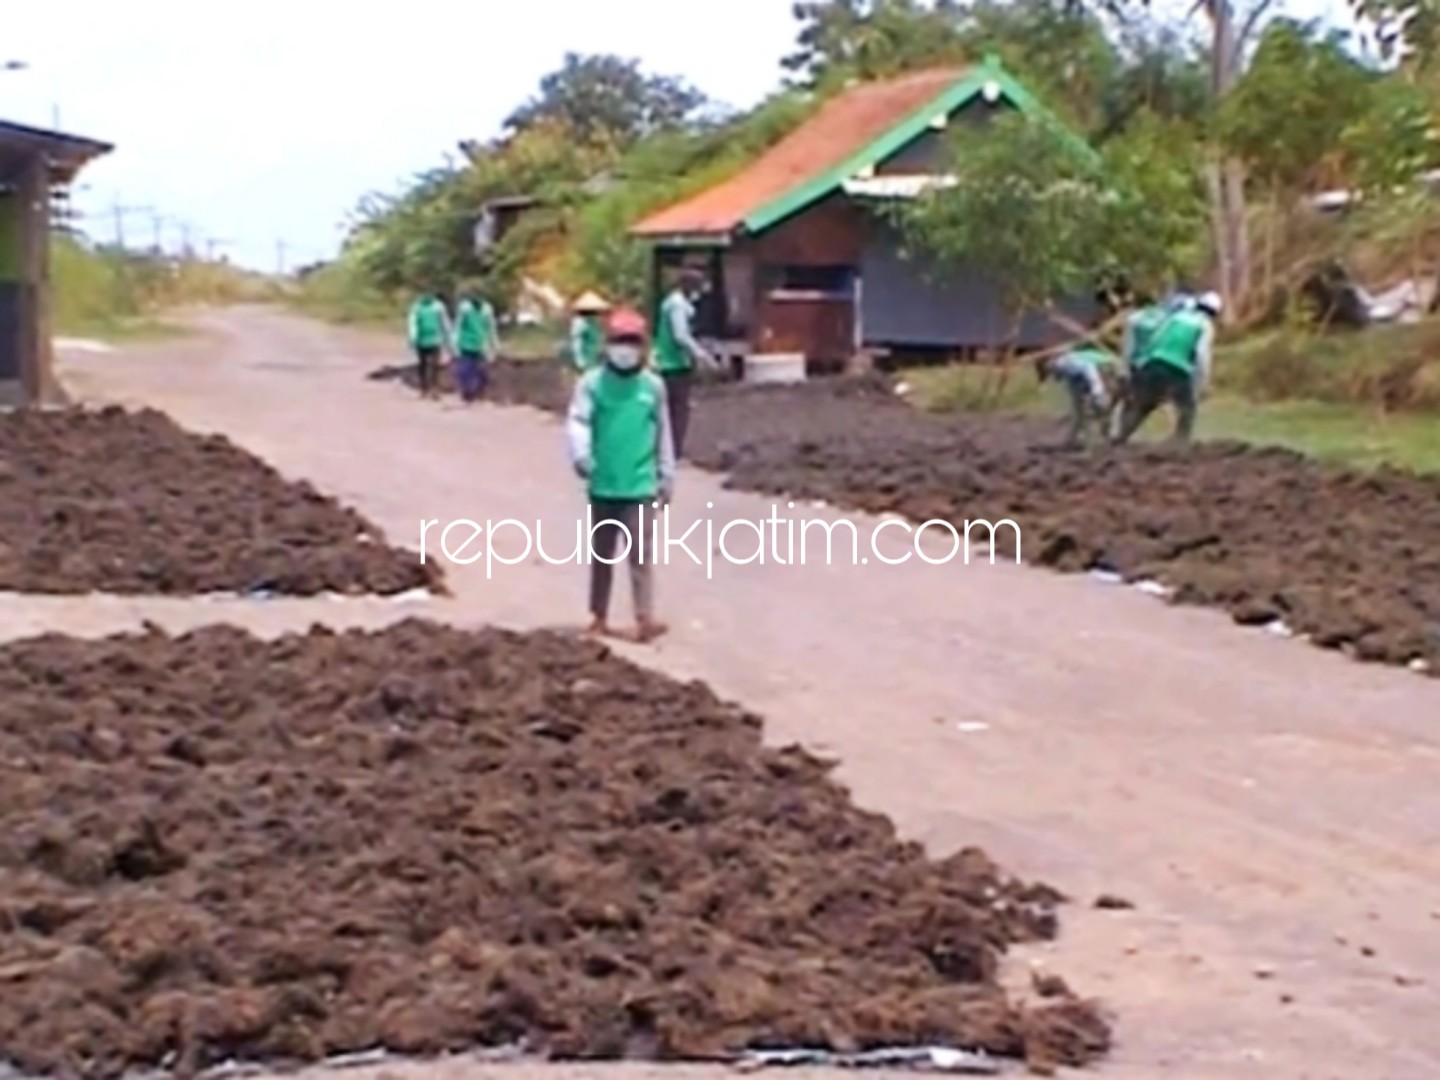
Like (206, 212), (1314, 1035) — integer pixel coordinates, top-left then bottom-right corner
(606, 343), (643, 371)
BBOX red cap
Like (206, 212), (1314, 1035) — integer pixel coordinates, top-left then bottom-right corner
(606, 306), (647, 341)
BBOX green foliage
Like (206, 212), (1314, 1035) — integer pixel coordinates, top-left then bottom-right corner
(893, 109), (1198, 311)
(956, 0), (1119, 132)
(784, 0), (968, 86)
(504, 53), (708, 146)
(902, 114), (1106, 308)
(1341, 76), (1440, 194)
(1097, 110), (1209, 285)
(1215, 320), (1440, 413)
(1217, 19), (1376, 192)
(53, 238), (281, 336)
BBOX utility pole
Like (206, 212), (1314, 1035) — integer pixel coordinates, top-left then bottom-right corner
(110, 197), (153, 250)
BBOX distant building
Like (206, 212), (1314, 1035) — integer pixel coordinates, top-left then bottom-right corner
(0, 118), (112, 404)
(630, 57), (1096, 369)
(473, 195), (541, 254)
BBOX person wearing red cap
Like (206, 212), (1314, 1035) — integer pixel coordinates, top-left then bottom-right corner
(565, 305), (676, 642)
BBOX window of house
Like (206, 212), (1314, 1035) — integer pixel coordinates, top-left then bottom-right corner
(767, 265), (854, 295)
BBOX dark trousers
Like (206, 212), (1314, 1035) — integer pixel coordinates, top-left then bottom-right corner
(455, 352), (486, 401)
(415, 346), (440, 394)
(661, 370), (692, 458)
(1114, 362), (1196, 444)
(588, 499), (655, 622)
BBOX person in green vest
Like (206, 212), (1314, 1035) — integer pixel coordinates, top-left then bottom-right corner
(452, 287), (500, 403)
(406, 290), (451, 400)
(566, 305), (676, 643)
(1113, 290), (1220, 445)
(567, 291), (609, 372)
(1121, 296), (1166, 372)
(651, 267), (715, 458)
(1036, 343), (1121, 447)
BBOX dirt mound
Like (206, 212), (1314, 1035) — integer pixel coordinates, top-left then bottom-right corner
(367, 360), (1440, 668)
(368, 358), (572, 414)
(0, 406), (441, 596)
(685, 380), (1440, 669)
(0, 620), (1106, 1078)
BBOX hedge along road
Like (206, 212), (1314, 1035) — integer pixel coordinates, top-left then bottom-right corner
(53, 307), (1440, 1080)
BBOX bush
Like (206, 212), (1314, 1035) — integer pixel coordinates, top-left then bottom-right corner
(1216, 320), (1440, 413)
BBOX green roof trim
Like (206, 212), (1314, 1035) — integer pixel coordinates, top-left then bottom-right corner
(740, 55), (1093, 236)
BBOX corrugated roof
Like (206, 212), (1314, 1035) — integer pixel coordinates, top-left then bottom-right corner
(0, 119), (112, 184)
(631, 67), (971, 239)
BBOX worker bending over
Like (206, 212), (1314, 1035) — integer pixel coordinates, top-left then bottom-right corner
(566, 307), (676, 644)
(651, 267), (715, 458)
(1037, 344), (1120, 447)
(1113, 290), (1220, 445)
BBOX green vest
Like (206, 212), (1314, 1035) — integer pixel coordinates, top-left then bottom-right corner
(652, 290), (692, 373)
(1144, 309), (1205, 374)
(1068, 346), (1114, 368)
(455, 300), (486, 353)
(573, 315), (604, 370)
(410, 298), (445, 348)
(1126, 306), (1165, 364)
(588, 368), (663, 501)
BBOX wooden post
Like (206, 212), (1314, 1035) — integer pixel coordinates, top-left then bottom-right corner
(15, 154), (54, 406)
(15, 160), (45, 408)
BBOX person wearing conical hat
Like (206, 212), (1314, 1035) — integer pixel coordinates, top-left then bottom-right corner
(568, 290), (609, 372)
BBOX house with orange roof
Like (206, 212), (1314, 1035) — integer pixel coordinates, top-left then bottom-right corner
(630, 56), (1095, 370)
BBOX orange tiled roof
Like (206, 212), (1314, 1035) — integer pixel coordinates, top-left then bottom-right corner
(631, 67), (969, 238)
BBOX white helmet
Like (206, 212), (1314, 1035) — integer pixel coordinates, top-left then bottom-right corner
(1196, 290), (1223, 316)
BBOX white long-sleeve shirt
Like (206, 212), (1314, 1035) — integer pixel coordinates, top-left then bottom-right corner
(1194, 317), (1215, 391)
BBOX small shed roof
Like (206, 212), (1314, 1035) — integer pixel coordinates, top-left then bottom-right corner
(0, 119), (112, 185)
(630, 57), (1050, 242)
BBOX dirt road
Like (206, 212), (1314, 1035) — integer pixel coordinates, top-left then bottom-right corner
(47, 307), (1440, 1079)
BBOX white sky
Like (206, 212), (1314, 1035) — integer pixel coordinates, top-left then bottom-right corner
(4, 0), (1363, 272)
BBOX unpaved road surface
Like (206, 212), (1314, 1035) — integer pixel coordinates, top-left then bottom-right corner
(43, 307), (1440, 1080)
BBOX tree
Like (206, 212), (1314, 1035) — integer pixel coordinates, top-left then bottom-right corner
(890, 113), (1110, 398)
(1217, 19), (1377, 296)
(504, 54), (708, 146)
(955, 0), (1120, 132)
(783, 0), (967, 86)
(1340, 74), (1440, 288)
(891, 109), (1205, 397)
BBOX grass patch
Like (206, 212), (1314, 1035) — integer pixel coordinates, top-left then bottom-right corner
(1213, 319), (1440, 412)
(52, 237), (281, 343)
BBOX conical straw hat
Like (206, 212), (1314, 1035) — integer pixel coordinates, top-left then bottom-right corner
(573, 290), (610, 312)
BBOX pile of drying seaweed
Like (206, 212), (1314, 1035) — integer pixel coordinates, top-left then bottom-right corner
(680, 379), (1440, 670)
(368, 357), (571, 414)
(0, 406), (441, 595)
(0, 620), (1107, 1078)
(372, 360), (1440, 667)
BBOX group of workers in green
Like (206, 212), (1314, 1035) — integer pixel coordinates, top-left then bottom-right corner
(409, 269), (1213, 642)
(408, 271), (710, 642)
(405, 288), (501, 402)
(1036, 288), (1221, 448)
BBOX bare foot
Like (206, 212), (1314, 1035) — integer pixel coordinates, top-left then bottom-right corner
(584, 617), (608, 636)
(635, 619), (669, 643)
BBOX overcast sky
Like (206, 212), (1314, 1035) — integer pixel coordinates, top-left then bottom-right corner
(4, 0), (1363, 272)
